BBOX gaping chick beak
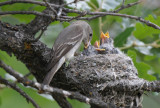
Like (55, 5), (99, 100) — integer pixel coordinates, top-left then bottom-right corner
(94, 40), (105, 51)
(100, 31), (109, 45)
(94, 31), (110, 52)
(94, 41), (100, 48)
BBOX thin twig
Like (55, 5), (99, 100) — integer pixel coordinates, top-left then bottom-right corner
(113, 1), (141, 13)
(67, 11), (87, 22)
(0, 0), (140, 14)
(0, 0), (159, 30)
(23, 73), (32, 78)
(119, 39), (160, 50)
(0, 0), (46, 7)
(60, 0), (81, 7)
(87, 1), (98, 10)
(1, 9), (160, 30)
(57, 8), (63, 17)
(0, 11), (53, 18)
(0, 76), (40, 108)
(122, 0), (125, 7)
(43, 0), (57, 18)
(61, 13), (160, 30)
(29, 26), (48, 42)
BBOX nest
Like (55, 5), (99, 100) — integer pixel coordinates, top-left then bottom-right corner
(51, 38), (143, 108)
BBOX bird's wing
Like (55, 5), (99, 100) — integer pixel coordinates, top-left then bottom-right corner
(47, 24), (83, 71)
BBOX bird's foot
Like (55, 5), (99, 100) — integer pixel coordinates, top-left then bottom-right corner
(65, 61), (70, 67)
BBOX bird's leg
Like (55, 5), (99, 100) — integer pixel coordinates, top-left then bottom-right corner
(65, 53), (78, 67)
(65, 61), (70, 67)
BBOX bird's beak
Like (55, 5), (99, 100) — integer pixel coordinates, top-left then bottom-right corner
(84, 41), (90, 49)
(100, 31), (109, 39)
(94, 41), (100, 48)
(100, 31), (109, 45)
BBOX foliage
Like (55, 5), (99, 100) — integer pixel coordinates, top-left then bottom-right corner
(127, 50), (156, 81)
(134, 15), (160, 40)
(114, 27), (134, 47)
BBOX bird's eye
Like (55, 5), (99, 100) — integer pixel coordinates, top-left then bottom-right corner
(89, 33), (92, 37)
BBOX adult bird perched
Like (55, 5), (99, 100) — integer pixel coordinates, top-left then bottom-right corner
(43, 21), (93, 85)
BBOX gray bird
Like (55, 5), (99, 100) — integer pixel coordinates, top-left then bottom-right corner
(43, 21), (93, 85)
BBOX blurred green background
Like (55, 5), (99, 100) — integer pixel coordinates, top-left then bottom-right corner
(0, 0), (160, 108)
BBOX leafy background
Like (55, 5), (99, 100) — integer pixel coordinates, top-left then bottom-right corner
(0, 0), (160, 108)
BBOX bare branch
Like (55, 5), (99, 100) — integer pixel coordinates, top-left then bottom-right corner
(43, 0), (57, 17)
(52, 94), (72, 108)
(0, 11), (54, 18)
(57, 8), (63, 17)
(113, 1), (141, 13)
(23, 72), (32, 78)
(0, 76), (40, 108)
(67, 11), (87, 22)
(60, 13), (160, 30)
(29, 26), (48, 42)
(119, 39), (160, 50)
(0, 0), (48, 7)
(0, 0), (159, 30)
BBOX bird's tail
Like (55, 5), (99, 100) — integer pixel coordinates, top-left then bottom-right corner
(43, 57), (65, 85)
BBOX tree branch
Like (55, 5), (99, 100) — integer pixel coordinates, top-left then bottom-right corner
(113, 1), (141, 13)
(0, 11), (53, 17)
(43, 0), (57, 17)
(0, 76), (40, 108)
(1, 0), (159, 31)
(119, 39), (160, 50)
(0, 60), (114, 108)
(1, 11), (159, 30)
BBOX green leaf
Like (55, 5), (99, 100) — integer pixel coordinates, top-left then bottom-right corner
(0, 16), (20, 25)
(91, 0), (99, 8)
(51, 21), (60, 25)
(0, 97), (1, 106)
(62, 22), (70, 28)
(158, 58), (160, 63)
(133, 15), (160, 40)
(68, 99), (89, 108)
(90, 19), (99, 37)
(102, 16), (122, 29)
(0, 50), (29, 76)
(13, 15), (35, 24)
(67, 13), (78, 17)
(114, 27), (134, 47)
(144, 55), (156, 61)
(127, 50), (156, 81)
(127, 50), (137, 63)
(1, 3), (45, 23)
(86, 0), (99, 10)
(119, 0), (141, 16)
